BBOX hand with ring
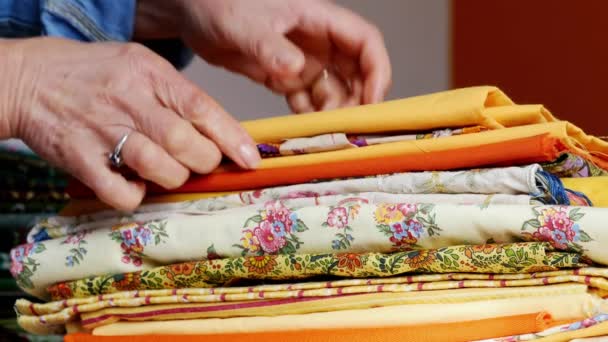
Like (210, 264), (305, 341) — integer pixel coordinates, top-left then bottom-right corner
(1, 38), (261, 211)
(0, 0), (391, 211)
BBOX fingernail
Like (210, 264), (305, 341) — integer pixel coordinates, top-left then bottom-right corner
(239, 144), (261, 169)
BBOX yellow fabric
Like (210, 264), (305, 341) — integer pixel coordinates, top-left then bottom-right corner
(484, 104), (556, 127)
(77, 287), (561, 329)
(91, 288), (596, 336)
(562, 177), (608, 208)
(242, 86), (508, 143)
(245, 121), (608, 170)
(535, 321), (608, 342)
(20, 269), (608, 317)
(21, 283), (591, 335)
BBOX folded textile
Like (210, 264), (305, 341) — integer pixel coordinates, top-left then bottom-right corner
(247, 108), (607, 169)
(535, 321), (608, 341)
(19, 271), (608, 318)
(33, 163), (563, 242)
(257, 126), (486, 157)
(76, 292), (552, 330)
(207, 122), (608, 171)
(562, 177), (608, 208)
(66, 312), (552, 342)
(68, 133), (566, 195)
(88, 291), (595, 336)
(475, 313), (608, 342)
(52, 163), (566, 218)
(19, 283), (595, 335)
(12, 203), (608, 297)
(543, 154), (608, 178)
(48, 242), (585, 300)
(38, 193), (534, 242)
(242, 86), (508, 142)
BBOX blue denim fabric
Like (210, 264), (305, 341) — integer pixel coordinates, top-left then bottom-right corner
(0, 0), (193, 69)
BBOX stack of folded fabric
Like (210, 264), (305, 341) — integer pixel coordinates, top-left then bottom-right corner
(0, 139), (68, 341)
(11, 86), (608, 341)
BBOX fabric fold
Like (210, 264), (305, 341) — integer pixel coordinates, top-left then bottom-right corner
(12, 203), (608, 298)
(33, 164), (550, 241)
(64, 312), (552, 341)
(69, 134), (565, 196)
(88, 291), (594, 336)
(562, 177), (608, 208)
(47, 242), (585, 300)
(241, 86), (508, 143)
(18, 271), (608, 317)
(18, 283), (593, 335)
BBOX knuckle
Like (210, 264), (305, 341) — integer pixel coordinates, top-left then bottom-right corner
(163, 123), (191, 155)
(120, 42), (150, 59)
(120, 43), (166, 74)
(197, 145), (222, 174)
(181, 91), (211, 121)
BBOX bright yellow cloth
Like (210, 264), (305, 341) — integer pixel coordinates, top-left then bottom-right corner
(242, 86), (508, 143)
(77, 287), (554, 329)
(536, 321), (608, 342)
(484, 104), (556, 127)
(75, 284), (586, 329)
(245, 121), (608, 170)
(562, 177), (608, 208)
(91, 285), (595, 336)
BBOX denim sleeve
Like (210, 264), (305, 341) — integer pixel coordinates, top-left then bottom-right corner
(0, 0), (193, 69)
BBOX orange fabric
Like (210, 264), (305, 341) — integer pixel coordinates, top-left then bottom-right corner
(68, 134), (564, 197)
(65, 312), (551, 342)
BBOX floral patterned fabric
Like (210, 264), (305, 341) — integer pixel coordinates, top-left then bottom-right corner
(257, 127), (485, 157)
(27, 164), (558, 243)
(46, 242), (585, 300)
(542, 153), (608, 178)
(28, 192), (534, 244)
(12, 203), (608, 298)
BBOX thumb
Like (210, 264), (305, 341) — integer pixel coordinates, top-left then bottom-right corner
(240, 31), (306, 77)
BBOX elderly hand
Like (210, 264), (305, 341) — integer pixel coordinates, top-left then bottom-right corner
(1, 37), (260, 211)
(136, 0), (392, 112)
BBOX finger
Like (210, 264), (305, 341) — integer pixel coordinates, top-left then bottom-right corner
(343, 77), (364, 107)
(266, 53), (325, 94)
(287, 90), (315, 113)
(203, 51), (269, 85)
(227, 25), (306, 77)
(130, 103), (223, 174)
(310, 70), (348, 111)
(152, 72), (261, 169)
(64, 134), (146, 211)
(298, 2), (392, 103)
(113, 130), (190, 189)
(332, 52), (359, 82)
